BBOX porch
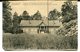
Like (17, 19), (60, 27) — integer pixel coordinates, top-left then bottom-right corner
(37, 26), (49, 33)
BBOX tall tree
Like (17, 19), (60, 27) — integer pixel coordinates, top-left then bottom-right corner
(48, 9), (61, 20)
(61, 1), (76, 23)
(12, 12), (22, 33)
(22, 10), (31, 20)
(32, 10), (42, 20)
(3, 1), (12, 33)
(13, 12), (18, 26)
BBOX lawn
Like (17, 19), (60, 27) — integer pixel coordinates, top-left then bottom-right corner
(3, 33), (77, 51)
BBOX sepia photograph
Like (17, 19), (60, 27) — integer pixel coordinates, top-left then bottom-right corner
(3, 0), (77, 51)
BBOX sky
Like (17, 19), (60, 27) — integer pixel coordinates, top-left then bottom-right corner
(10, 1), (77, 17)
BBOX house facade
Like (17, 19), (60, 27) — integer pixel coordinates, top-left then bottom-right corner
(20, 18), (62, 34)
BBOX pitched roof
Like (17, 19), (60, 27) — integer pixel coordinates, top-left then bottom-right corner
(49, 20), (62, 26)
(20, 20), (42, 26)
(38, 22), (47, 26)
(20, 20), (62, 27)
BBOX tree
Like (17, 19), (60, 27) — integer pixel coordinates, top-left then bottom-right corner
(12, 12), (22, 34)
(72, 5), (77, 19)
(22, 10), (31, 20)
(32, 10), (42, 20)
(13, 12), (19, 26)
(48, 9), (61, 20)
(3, 1), (12, 33)
(61, 1), (76, 23)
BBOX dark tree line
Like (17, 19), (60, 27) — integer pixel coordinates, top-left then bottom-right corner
(21, 10), (42, 20)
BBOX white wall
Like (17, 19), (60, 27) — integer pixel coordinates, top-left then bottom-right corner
(22, 27), (38, 34)
(21, 27), (59, 34)
(49, 28), (58, 34)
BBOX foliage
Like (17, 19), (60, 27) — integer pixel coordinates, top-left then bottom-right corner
(56, 1), (77, 50)
(12, 12), (22, 34)
(56, 19), (77, 50)
(71, 5), (77, 19)
(48, 9), (61, 20)
(32, 10), (42, 20)
(22, 10), (31, 20)
(3, 1), (12, 33)
(57, 19), (77, 36)
(61, 1), (77, 23)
